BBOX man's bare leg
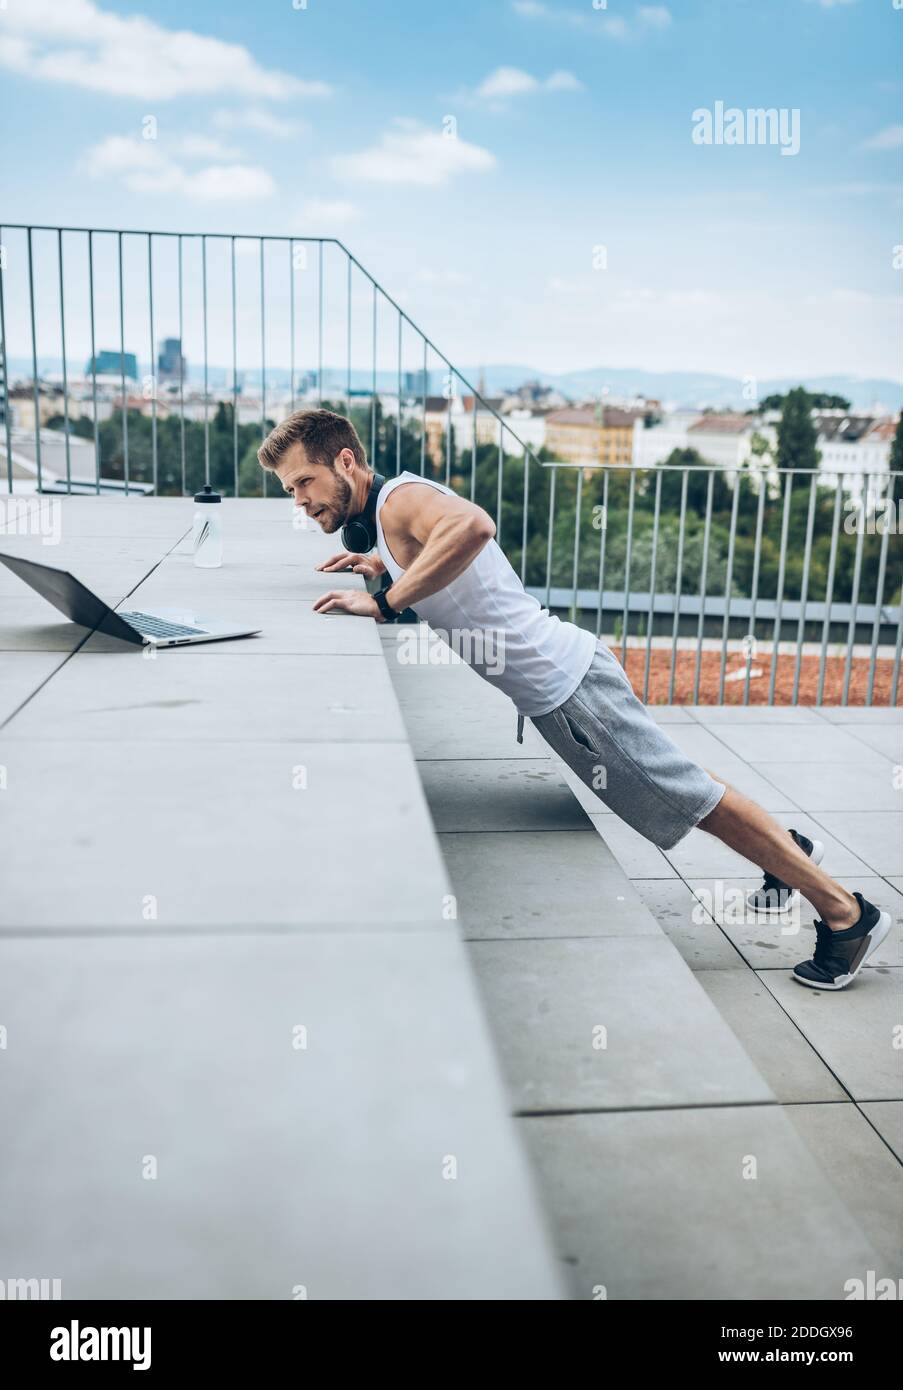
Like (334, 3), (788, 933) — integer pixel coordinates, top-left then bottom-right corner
(697, 781), (859, 931)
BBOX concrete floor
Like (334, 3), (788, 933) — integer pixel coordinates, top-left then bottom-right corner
(0, 497), (563, 1299)
(1, 495), (899, 1300)
(383, 633), (902, 1299)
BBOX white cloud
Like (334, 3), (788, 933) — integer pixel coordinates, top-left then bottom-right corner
(511, 1), (672, 39)
(175, 135), (241, 161)
(82, 135), (274, 202)
(471, 67), (583, 102)
(511, 0), (585, 24)
(546, 70), (584, 91)
(804, 0), (858, 8)
(330, 120), (496, 187)
(213, 107), (307, 140)
(296, 199), (360, 230)
(862, 124), (903, 151)
(638, 6), (673, 28)
(478, 67), (540, 99)
(0, 0), (331, 101)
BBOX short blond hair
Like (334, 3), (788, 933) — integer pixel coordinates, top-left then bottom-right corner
(258, 408), (367, 474)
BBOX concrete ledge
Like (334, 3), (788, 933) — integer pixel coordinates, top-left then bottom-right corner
(0, 498), (564, 1298)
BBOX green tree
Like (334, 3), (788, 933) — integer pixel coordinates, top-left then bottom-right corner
(889, 411), (903, 473)
(760, 391), (850, 413)
(776, 387), (820, 471)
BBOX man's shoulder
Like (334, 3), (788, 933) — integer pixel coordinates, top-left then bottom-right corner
(380, 475), (446, 513)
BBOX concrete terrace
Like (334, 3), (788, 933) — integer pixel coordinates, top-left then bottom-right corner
(381, 631), (903, 1298)
(0, 497), (562, 1300)
(1, 494), (901, 1299)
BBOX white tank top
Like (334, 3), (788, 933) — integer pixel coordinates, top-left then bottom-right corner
(375, 471), (596, 718)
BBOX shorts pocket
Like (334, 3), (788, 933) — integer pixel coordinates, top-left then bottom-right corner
(556, 707), (602, 760)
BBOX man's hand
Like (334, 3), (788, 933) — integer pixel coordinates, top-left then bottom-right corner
(315, 550), (386, 579)
(312, 589), (384, 620)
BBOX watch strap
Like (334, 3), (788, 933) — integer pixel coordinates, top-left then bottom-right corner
(374, 587), (399, 623)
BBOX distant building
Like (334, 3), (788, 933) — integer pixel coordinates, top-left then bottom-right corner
(419, 392), (547, 466)
(86, 350), (138, 382)
(157, 337), (185, 383)
(403, 370), (429, 397)
(545, 407), (602, 467)
(686, 412), (765, 468)
(545, 405), (643, 469)
(599, 407), (641, 466)
(814, 412), (896, 483)
(632, 409), (703, 468)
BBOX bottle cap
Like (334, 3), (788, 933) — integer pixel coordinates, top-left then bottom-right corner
(194, 485), (221, 503)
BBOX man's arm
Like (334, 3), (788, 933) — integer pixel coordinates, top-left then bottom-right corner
(380, 484), (495, 612)
(312, 483), (495, 619)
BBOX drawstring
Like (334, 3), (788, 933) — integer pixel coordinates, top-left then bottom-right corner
(516, 714), (524, 745)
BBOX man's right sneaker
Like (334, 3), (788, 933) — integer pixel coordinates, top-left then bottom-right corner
(746, 828), (825, 916)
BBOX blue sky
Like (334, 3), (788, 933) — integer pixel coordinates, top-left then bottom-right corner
(2, 0), (901, 383)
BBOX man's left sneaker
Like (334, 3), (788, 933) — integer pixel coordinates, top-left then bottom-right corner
(747, 828), (824, 915)
(793, 892), (892, 991)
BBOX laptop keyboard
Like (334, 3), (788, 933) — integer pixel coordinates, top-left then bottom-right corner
(120, 610), (207, 638)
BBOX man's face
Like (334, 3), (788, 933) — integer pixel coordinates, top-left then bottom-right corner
(275, 444), (354, 534)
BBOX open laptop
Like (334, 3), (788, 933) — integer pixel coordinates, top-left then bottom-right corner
(0, 550), (261, 647)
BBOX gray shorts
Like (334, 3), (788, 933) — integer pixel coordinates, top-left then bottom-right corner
(530, 642), (726, 850)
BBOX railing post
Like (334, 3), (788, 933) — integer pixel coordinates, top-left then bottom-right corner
(88, 229), (100, 493)
(572, 465), (583, 626)
(117, 230), (129, 495)
(816, 482), (843, 706)
(667, 470), (688, 704)
(743, 474), (766, 706)
(178, 234), (186, 496)
(842, 475), (867, 706)
(621, 469), (636, 669)
(866, 476), (892, 707)
(147, 233), (158, 496)
(544, 465), (557, 610)
(644, 469), (662, 703)
(0, 224), (12, 495)
(595, 470), (609, 639)
(717, 469), (741, 703)
(203, 235), (210, 489)
(27, 227), (42, 492)
(692, 470), (715, 704)
(260, 237), (266, 495)
(58, 229), (72, 492)
(231, 236), (238, 497)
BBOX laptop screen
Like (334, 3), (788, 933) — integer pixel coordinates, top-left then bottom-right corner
(0, 551), (144, 644)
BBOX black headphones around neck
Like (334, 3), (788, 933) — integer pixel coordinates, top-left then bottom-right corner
(340, 471), (386, 554)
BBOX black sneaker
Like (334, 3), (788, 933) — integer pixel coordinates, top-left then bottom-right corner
(746, 828), (825, 915)
(793, 892), (892, 991)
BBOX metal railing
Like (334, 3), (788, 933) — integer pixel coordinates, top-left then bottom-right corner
(1, 222), (900, 707)
(0, 222), (540, 505)
(535, 460), (902, 709)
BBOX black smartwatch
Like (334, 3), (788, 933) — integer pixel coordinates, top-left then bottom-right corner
(373, 587), (400, 624)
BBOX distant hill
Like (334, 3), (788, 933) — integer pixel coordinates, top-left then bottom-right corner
(9, 357), (903, 413)
(456, 365), (903, 413)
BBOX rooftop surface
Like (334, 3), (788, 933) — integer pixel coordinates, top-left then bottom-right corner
(1, 495), (900, 1298)
(0, 497), (561, 1300)
(383, 632), (902, 1298)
